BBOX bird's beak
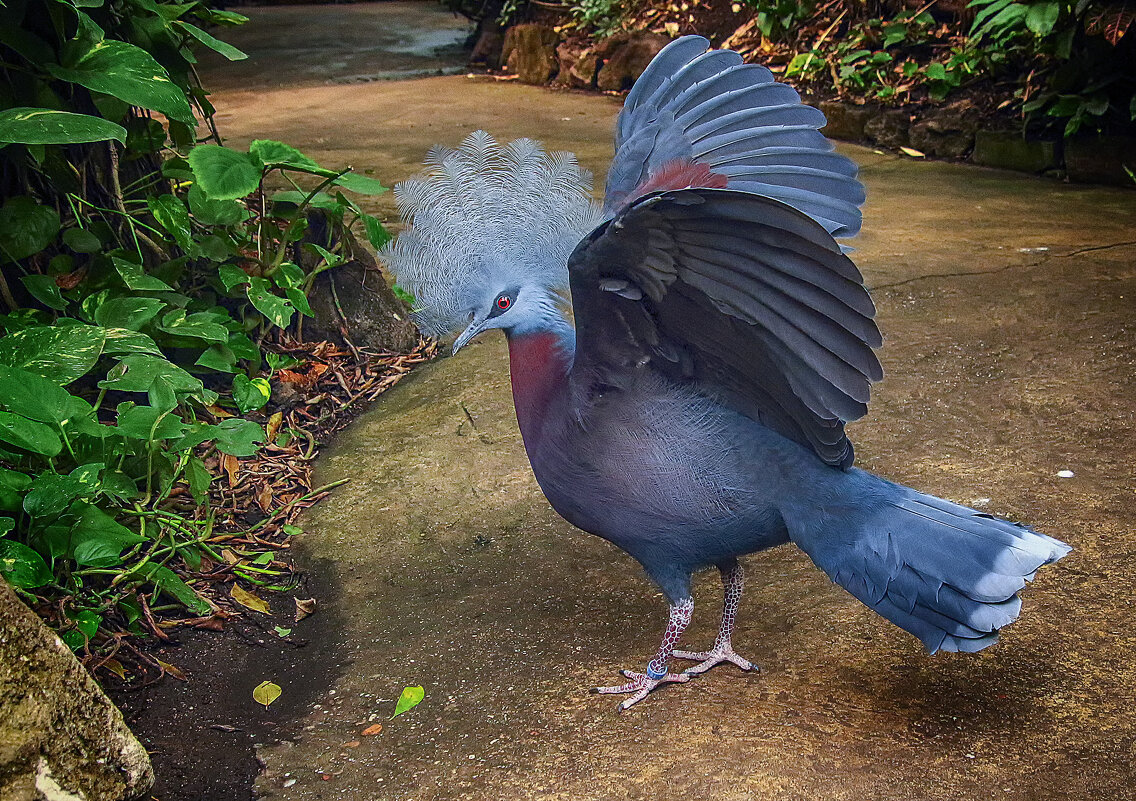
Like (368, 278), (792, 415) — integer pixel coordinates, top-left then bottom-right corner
(451, 320), (485, 355)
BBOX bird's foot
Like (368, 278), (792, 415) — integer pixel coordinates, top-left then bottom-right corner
(592, 669), (690, 712)
(672, 645), (757, 676)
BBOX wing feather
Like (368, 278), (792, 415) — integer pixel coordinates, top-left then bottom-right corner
(569, 188), (882, 467)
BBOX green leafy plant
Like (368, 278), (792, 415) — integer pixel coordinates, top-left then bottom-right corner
(0, 0), (398, 657)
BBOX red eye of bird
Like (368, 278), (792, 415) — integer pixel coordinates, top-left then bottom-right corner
(496, 295), (511, 310)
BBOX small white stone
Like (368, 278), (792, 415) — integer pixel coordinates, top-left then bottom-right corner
(283, 778), (297, 788)
(1057, 470), (1075, 478)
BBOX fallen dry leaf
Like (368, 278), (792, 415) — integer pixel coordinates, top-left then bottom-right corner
(294, 597), (317, 621)
(155, 658), (187, 680)
(101, 658), (127, 680)
(343, 741), (361, 748)
(231, 583), (271, 614)
(256, 484), (273, 513)
(899, 146), (925, 158)
(361, 724), (383, 736)
(266, 411), (284, 441)
(221, 454), (240, 485)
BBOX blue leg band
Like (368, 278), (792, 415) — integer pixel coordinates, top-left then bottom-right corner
(646, 665), (668, 680)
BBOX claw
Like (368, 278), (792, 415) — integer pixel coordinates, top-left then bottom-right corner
(673, 646), (757, 676)
(593, 670), (690, 711)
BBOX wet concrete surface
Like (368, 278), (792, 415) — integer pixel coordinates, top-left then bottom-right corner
(199, 9), (1136, 800)
(199, 3), (473, 91)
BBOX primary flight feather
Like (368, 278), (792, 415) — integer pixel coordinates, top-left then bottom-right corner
(380, 35), (1070, 711)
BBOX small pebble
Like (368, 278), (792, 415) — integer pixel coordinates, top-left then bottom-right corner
(1057, 470), (1075, 478)
(283, 778), (297, 788)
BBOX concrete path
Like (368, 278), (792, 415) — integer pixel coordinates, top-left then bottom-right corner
(202, 11), (1136, 800)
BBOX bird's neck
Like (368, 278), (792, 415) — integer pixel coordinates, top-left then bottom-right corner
(505, 315), (574, 449)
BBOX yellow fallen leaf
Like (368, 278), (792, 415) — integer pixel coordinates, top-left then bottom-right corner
(156, 659), (187, 680)
(253, 680), (281, 708)
(102, 658), (127, 680)
(266, 411), (284, 442)
(899, 146), (925, 158)
(221, 454), (240, 486)
(231, 583), (271, 614)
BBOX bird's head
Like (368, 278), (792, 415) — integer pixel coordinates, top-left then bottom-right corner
(452, 283), (558, 354)
(377, 131), (602, 352)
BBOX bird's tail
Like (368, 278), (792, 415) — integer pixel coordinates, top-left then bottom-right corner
(786, 472), (1070, 653)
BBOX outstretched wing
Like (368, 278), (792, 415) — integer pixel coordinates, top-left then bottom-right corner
(568, 188), (882, 468)
(605, 35), (864, 239)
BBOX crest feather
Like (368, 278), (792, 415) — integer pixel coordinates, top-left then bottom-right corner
(380, 131), (603, 337)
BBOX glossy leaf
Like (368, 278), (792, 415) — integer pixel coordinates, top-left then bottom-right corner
(188, 145), (262, 200)
(47, 40), (195, 124)
(0, 107), (126, 145)
(390, 685), (424, 719)
(0, 323), (106, 384)
(175, 21), (248, 61)
(0, 538), (52, 589)
(147, 194), (193, 251)
(0, 412), (62, 457)
(0, 197), (60, 262)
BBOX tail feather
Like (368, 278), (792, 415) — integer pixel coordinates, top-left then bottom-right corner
(790, 475), (1071, 654)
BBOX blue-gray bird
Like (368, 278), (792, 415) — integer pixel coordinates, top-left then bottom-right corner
(381, 36), (1070, 711)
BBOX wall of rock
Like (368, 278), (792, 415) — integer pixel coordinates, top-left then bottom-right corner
(0, 581), (153, 801)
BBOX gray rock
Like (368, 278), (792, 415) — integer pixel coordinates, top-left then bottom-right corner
(819, 101), (874, 142)
(909, 112), (977, 159)
(864, 109), (911, 148)
(1065, 135), (1136, 187)
(501, 24), (560, 85)
(0, 581), (153, 801)
(971, 131), (1057, 173)
(595, 32), (670, 92)
(301, 213), (421, 353)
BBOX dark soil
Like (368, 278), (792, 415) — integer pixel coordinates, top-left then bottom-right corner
(108, 553), (346, 801)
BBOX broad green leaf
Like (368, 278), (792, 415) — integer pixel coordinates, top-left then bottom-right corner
(69, 610), (101, 642)
(212, 418), (264, 457)
(147, 194), (193, 251)
(99, 354), (207, 409)
(333, 172), (388, 195)
(70, 505), (146, 567)
(246, 277), (295, 329)
(47, 40), (195, 124)
(195, 344), (237, 372)
(362, 214), (392, 250)
(21, 275), (67, 310)
(185, 456), (212, 505)
(0, 365), (78, 425)
(115, 402), (187, 441)
(94, 297), (165, 331)
(0, 539), (52, 589)
(188, 145), (262, 200)
(253, 680), (281, 708)
(271, 190), (343, 211)
(0, 411), (62, 457)
(175, 21), (248, 61)
(218, 264), (251, 292)
(0, 469), (32, 492)
(390, 685), (424, 719)
(157, 309), (229, 344)
(1025, 0), (1060, 35)
(0, 107), (127, 145)
(102, 328), (163, 356)
(271, 262), (305, 290)
(133, 562), (210, 614)
(63, 226), (102, 253)
(0, 196), (60, 262)
(285, 288), (314, 318)
(23, 471), (92, 517)
(249, 139), (327, 172)
(113, 257), (173, 291)
(208, 9), (250, 24)
(187, 183), (247, 225)
(0, 323), (106, 384)
(232, 374), (270, 413)
(0, 518), (11, 535)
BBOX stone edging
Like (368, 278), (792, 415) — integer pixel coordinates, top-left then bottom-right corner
(482, 23), (1135, 187)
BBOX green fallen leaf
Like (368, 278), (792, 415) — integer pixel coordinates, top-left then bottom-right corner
(273, 625), (291, 637)
(253, 680), (281, 708)
(390, 685), (424, 719)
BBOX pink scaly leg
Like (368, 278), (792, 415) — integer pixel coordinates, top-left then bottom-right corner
(593, 597), (693, 712)
(673, 562), (757, 676)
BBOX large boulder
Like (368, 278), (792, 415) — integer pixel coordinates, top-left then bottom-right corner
(501, 24), (561, 85)
(864, 108), (911, 149)
(819, 101), (874, 141)
(595, 32), (670, 92)
(909, 108), (978, 159)
(0, 581), (153, 801)
(301, 213), (421, 353)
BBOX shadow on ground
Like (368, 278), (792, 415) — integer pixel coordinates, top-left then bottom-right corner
(184, 8), (1136, 799)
